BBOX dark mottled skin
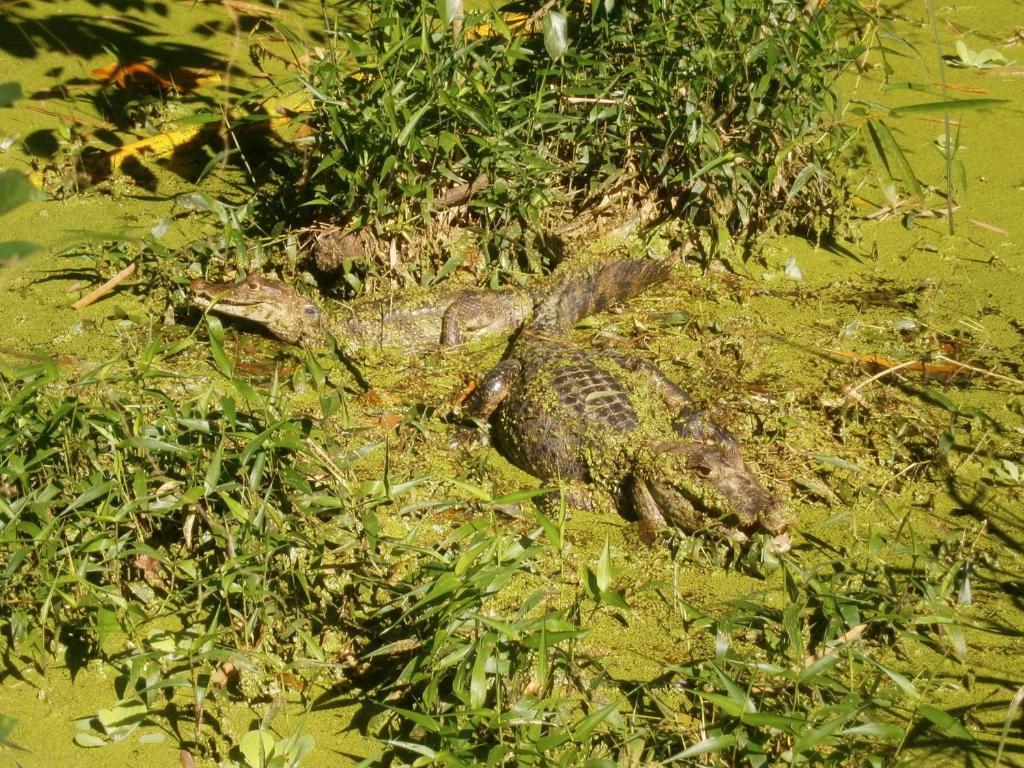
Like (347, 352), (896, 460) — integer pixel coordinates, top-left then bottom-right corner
(467, 258), (790, 550)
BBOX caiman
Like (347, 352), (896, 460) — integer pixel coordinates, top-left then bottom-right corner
(190, 272), (535, 353)
(465, 257), (791, 550)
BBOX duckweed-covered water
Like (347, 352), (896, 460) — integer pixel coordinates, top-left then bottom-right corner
(1, 1), (1022, 766)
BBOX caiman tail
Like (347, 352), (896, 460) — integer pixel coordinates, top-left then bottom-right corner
(529, 256), (673, 335)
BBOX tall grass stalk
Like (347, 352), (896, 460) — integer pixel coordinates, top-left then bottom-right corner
(923, 0), (956, 233)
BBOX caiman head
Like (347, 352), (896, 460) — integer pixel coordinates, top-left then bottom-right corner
(190, 273), (323, 346)
(631, 439), (790, 553)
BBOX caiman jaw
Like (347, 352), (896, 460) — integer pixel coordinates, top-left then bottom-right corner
(190, 272), (322, 346)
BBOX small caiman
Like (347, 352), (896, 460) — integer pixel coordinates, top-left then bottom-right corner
(190, 272), (535, 352)
(466, 257), (790, 550)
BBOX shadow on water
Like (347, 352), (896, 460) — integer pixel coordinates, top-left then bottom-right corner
(1, 0), (365, 190)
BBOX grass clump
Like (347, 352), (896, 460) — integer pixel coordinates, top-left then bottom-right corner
(328, 505), (1000, 766)
(256, 0), (870, 282)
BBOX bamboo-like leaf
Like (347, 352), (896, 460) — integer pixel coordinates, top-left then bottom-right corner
(839, 721), (906, 740)
(891, 98), (1007, 115)
(572, 700), (620, 742)
(918, 704), (973, 740)
(669, 734), (736, 760)
(870, 119), (923, 198)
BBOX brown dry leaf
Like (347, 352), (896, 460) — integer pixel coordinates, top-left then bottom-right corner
(134, 553), (167, 589)
(210, 661), (239, 687)
(134, 554), (162, 575)
(278, 672), (304, 692)
(377, 412), (404, 431)
(91, 61), (220, 93)
(456, 379), (478, 405)
(968, 218), (1008, 235)
(359, 389), (386, 407)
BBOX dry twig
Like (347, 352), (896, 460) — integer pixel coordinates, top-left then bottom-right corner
(71, 263), (137, 310)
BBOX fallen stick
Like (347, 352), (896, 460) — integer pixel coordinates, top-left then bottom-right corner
(71, 263), (137, 310)
(803, 623), (867, 669)
(830, 349), (965, 377)
(831, 348), (1022, 386)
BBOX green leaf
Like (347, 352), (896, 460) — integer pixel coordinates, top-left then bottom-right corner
(0, 240), (41, 261)
(799, 651), (841, 682)
(688, 690), (746, 717)
(954, 39), (972, 64)
(0, 714), (18, 745)
(0, 82), (22, 107)
(74, 733), (108, 748)
(438, 0), (463, 26)
(839, 721), (906, 740)
(385, 739), (437, 759)
(595, 538), (614, 592)
(204, 440), (223, 494)
(543, 11), (569, 61)
(204, 315), (232, 377)
(572, 700), (619, 742)
(670, 734), (736, 760)
(792, 714), (850, 756)
(0, 170), (44, 217)
(97, 698), (147, 740)
(811, 454), (863, 473)
(869, 119), (923, 198)
(918, 704), (973, 740)
(381, 705), (441, 734)
(873, 660), (919, 699)
(239, 729), (277, 768)
(94, 606), (120, 647)
(128, 436), (185, 453)
(530, 506), (562, 550)
(785, 163), (818, 203)
(600, 589), (630, 610)
(742, 711), (805, 731)
(470, 634), (492, 709)
(397, 105), (429, 148)
(891, 98), (1007, 115)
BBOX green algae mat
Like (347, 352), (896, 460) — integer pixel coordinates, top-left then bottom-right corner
(1, 1), (1023, 767)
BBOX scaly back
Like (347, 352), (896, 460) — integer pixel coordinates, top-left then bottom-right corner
(528, 256), (673, 336)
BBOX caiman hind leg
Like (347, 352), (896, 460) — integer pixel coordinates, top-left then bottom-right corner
(603, 351), (738, 446)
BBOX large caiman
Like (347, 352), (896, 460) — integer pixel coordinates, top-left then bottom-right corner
(465, 257), (790, 551)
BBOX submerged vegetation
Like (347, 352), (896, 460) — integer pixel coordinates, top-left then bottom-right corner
(1, 0), (1023, 766)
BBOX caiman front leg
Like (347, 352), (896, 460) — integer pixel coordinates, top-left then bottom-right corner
(463, 358), (522, 419)
(451, 358), (523, 448)
(440, 291), (533, 347)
